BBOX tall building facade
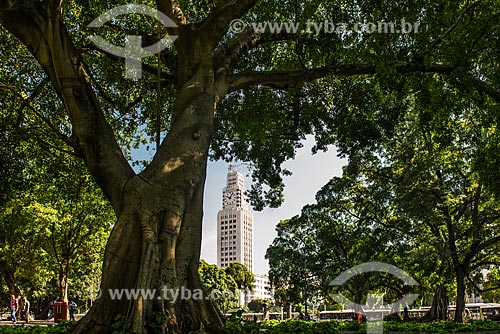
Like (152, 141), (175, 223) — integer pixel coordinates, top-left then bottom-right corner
(217, 166), (253, 271)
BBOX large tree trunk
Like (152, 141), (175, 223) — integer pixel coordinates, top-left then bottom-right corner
(419, 284), (448, 322)
(73, 122), (222, 334)
(72, 29), (223, 334)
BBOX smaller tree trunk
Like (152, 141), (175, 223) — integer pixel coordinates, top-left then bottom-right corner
(454, 273), (467, 322)
(2, 269), (21, 296)
(286, 303), (292, 319)
(263, 302), (269, 321)
(59, 262), (69, 302)
(419, 284), (448, 322)
(402, 306), (410, 321)
(303, 293), (308, 319)
(57, 262), (69, 320)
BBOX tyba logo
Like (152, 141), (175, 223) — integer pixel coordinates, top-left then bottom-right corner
(88, 4), (178, 79)
(330, 262), (419, 334)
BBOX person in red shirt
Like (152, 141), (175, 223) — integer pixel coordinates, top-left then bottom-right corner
(357, 310), (363, 323)
(10, 295), (18, 324)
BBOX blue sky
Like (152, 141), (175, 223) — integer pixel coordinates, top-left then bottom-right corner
(201, 137), (346, 274)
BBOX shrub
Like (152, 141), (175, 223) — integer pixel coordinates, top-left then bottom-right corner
(0, 321), (73, 334)
(224, 318), (500, 334)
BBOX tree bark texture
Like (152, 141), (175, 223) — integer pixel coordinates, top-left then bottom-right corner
(419, 284), (448, 322)
(1, 269), (21, 296)
(59, 262), (69, 303)
(454, 271), (467, 322)
(73, 26), (223, 333)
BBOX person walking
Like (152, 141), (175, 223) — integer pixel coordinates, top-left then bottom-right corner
(69, 300), (77, 321)
(20, 296), (30, 323)
(47, 298), (56, 320)
(10, 295), (18, 324)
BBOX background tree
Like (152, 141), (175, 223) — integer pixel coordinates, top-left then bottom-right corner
(224, 263), (254, 292)
(198, 260), (238, 314)
(247, 298), (266, 313)
(481, 269), (500, 303)
(1, 0), (500, 333)
(272, 87), (500, 322)
(0, 72), (112, 313)
(266, 176), (417, 318)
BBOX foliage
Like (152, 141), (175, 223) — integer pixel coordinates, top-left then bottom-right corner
(383, 320), (500, 333)
(224, 263), (255, 292)
(247, 299), (267, 313)
(482, 269), (500, 303)
(0, 322), (73, 334)
(259, 319), (341, 334)
(199, 260), (239, 312)
(222, 319), (500, 334)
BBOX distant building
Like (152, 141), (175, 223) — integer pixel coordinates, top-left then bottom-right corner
(216, 166), (274, 305)
(217, 165), (253, 271)
(246, 273), (273, 304)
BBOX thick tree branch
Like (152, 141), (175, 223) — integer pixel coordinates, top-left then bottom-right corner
(15, 77), (50, 125)
(215, 28), (293, 77)
(475, 234), (500, 254)
(472, 78), (500, 103)
(226, 63), (500, 103)
(156, 0), (188, 25)
(467, 275), (500, 294)
(471, 261), (500, 271)
(202, 0), (258, 43)
(227, 63), (453, 92)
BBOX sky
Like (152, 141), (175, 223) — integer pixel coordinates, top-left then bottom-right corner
(200, 137), (346, 274)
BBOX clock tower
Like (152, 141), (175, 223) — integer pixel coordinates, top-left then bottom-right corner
(217, 165), (253, 271)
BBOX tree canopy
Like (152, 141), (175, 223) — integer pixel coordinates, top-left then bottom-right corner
(267, 69), (500, 321)
(224, 262), (255, 292)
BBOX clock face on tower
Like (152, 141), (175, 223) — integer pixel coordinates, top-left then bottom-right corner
(223, 191), (237, 206)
